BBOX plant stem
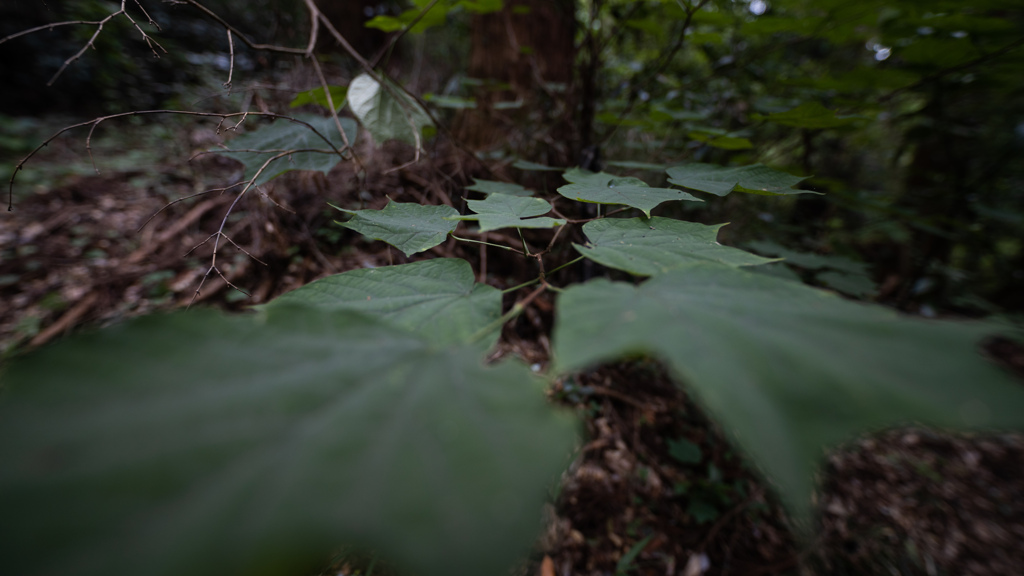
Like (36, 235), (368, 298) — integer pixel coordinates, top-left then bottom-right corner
(451, 234), (522, 254)
(547, 256), (585, 276)
(467, 284), (547, 344)
(503, 278), (540, 294)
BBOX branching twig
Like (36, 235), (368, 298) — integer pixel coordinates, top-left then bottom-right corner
(223, 29), (235, 89)
(136, 184), (242, 232)
(10, 0), (170, 86)
(9, 110), (346, 210)
(170, 0), (306, 55)
(186, 149), (296, 306)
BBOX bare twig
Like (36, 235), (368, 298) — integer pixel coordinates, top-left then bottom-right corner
(25, 0), (169, 86)
(878, 34), (1024, 103)
(223, 29), (235, 89)
(9, 110), (346, 210)
(136, 184), (240, 233)
(0, 20), (103, 45)
(307, 55), (364, 170)
(187, 150), (296, 306)
(171, 0), (306, 55)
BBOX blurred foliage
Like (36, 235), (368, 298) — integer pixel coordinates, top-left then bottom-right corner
(579, 0), (1024, 315)
(2, 0), (1022, 315)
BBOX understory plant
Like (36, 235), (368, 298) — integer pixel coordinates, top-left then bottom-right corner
(2, 2), (1024, 576)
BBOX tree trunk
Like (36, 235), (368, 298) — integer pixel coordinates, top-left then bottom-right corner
(454, 0), (575, 163)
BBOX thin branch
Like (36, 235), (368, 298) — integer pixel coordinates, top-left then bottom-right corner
(305, 0), (425, 158)
(308, 55), (362, 167)
(188, 149), (294, 306)
(38, 0), (168, 86)
(130, 0), (160, 30)
(9, 110), (345, 210)
(120, 0), (167, 57)
(137, 184), (242, 232)
(467, 283), (548, 345)
(0, 20), (104, 45)
(451, 234), (524, 254)
(171, 0), (307, 54)
(223, 29), (235, 89)
(878, 34), (1024, 103)
(222, 233), (267, 266)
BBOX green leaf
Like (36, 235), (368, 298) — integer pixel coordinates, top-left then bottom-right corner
(364, 1), (448, 34)
(290, 85), (348, 111)
(512, 159), (562, 171)
(336, 201), (458, 256)
(422, 93), (477, 109)
(454, 193), (565, 232)
(459, 0), (504, 13)
(575, 217), (778, 276)
(667, 438), (703, 464)
(605, 161), (667, 171)
(687, 499), (719, 524)
(465, 179), (533, 197)
(557, 168), (703, 217)
(0, 306), (577, 576)
(688, 132), (754, 150)
(665, 163), (812, 197)
(266, 259), (501, 346)
(364, 14), (407, 32)
(553, 264), (1024, 522)
(816, 270), (878, 298)
(746, 240), (869, 274)
(217, 114), (357, 185)
(348, 73), (433, 147)
(761, 102), (861, 129)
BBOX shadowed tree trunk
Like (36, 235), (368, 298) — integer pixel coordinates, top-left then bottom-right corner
(454, 0), (575, 164)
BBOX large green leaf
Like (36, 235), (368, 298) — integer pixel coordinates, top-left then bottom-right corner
(746, 240), (869, 275)
(557, 168), (702, 217)
(665, 163), (812, 197)
(217, 114), (357, 185)
(454, 193), (565, 232)
(266, 259), (501, 346)
(553, 264), (1024, 521)
(347, 73), (433, 147)
(575, 217), (778, 276)
(290, 85), (348, 111)
(466, 179), (533, 197)
(0, 306), (576, 576)
(336, 201), (459, 257)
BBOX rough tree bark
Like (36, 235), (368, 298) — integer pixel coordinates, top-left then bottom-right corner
(454, 0), (576, 163)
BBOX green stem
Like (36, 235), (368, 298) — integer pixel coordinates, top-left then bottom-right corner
(451, 234), (520, 253)
(547, 255), (586, 276)
(518, 228), (530, 255)
(467, 284), (547, 344)
(503, 278), (540, 294)
(500, 256), (584, 294)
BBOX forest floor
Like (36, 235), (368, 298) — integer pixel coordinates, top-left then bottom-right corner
(2, 124), (1023, 576)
